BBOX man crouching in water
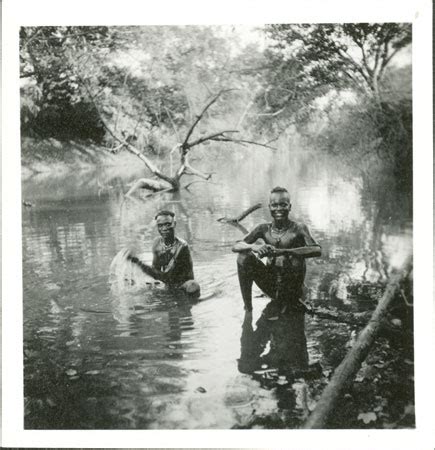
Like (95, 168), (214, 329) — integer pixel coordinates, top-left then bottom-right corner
(127, 210), (200, 299)
(232, 187), (321, 317)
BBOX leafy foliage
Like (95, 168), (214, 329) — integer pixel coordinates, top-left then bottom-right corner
(247, 24), (412, 191)
(263, 24), (411, 99)
(20, 24), (412, 193)
(20, 25), (257, 146)
(20, 26), (121, 140)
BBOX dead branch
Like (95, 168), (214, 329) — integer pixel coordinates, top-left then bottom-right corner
(183, 180), (220, 190)
(183, 163), (212, 180)
(252, 107), (285, 117)
(109, 142), (125, 154)
(211, 137), (276, 150)
(218, 203), (262, 223)
(182, 89), (237, 149)
(220, 221), (249, 235)
(78, 76), (271, 195)
(144, 186), (175, 198)
(80, 76), (177, 189)
(125, 178), (172, 197)
(303, 256), (413, 429)
(186, 130), (239, 149)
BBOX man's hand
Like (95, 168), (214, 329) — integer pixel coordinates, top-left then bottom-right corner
(124, 249), (138, 264)
(252, 243), (276, 258)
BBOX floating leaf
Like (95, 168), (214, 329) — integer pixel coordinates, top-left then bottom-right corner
(65, 369), (77, 376)
(357, 412), (377, 424)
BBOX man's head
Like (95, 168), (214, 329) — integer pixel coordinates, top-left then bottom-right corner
(269, 186), (291, 222)
(155, 210), (176, 241)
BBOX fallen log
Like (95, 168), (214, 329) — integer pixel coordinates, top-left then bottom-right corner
(302, 256), (412, 429)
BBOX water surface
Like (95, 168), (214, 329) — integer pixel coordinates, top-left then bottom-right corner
(22, 146), (412, 429)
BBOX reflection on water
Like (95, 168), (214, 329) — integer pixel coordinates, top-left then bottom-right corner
(22, 147), (412, 429)
(239, 307), (308, 374)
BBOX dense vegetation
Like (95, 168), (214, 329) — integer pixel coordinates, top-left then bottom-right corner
(20, 24), (412, 189)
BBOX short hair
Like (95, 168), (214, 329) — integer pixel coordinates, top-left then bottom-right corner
(270, 186), (289, 196)
(155, 210), (175, 220)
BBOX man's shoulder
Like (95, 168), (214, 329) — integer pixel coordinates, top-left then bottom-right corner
(290, 219), (308, 231)
(250, 222), (270, 233)
(152, 236), (163, 250)
(176, 237), (189, 248)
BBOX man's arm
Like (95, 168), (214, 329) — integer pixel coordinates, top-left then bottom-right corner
(232, 224), (275, 257)
(126, 253), (166, 281)
(126, 239), (167, 281)
(275, 245), (321, 257)
(179, 245), (195, 280)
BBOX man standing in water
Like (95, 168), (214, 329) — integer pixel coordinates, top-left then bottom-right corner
(127, 210), (200, 298)
(232, 187), (321, 316)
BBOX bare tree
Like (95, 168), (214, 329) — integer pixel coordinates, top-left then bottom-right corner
(83, 84), (276, 197)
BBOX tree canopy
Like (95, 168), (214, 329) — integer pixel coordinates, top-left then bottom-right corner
(263, 24), (411, 101)
(19, 24), (412, 187)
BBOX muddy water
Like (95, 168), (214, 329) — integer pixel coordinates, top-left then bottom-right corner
(21, 147), (412, 429)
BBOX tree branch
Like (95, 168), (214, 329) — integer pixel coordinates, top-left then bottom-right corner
(379, 46), (402, 77)
(183, 163), (212, 180)
(79, 75), (176, 188)
(252, 107), (285, 117)
(211, 137), (277, 150)
(303, 257), (413, 429)
(125, 178), (173, 197)
(186, 130), (239, 148)
(182, 89), (237, 149)
(353, 37), (372, 77)
(337, 48), (371, 88)
(218, 203), (263, 223)
(183, 180), (220, 190)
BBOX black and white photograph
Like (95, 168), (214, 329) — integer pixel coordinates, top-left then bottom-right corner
(2, 0), (433, 448)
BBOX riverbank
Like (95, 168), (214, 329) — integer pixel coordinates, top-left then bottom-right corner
(21, 137), (144, 181)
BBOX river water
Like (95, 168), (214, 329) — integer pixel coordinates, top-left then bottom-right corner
(21, 146), (412, 429)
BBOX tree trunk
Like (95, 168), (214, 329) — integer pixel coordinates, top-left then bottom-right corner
(302, 257), (412, 429)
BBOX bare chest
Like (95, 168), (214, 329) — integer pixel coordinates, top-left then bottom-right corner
(264, 226), (303, 249)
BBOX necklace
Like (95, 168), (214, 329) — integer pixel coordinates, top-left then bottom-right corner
(162, 239), (176, 251)
(271, 224), (289, 236)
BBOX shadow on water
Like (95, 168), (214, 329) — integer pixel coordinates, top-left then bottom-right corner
(238, 308), (308, 375)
